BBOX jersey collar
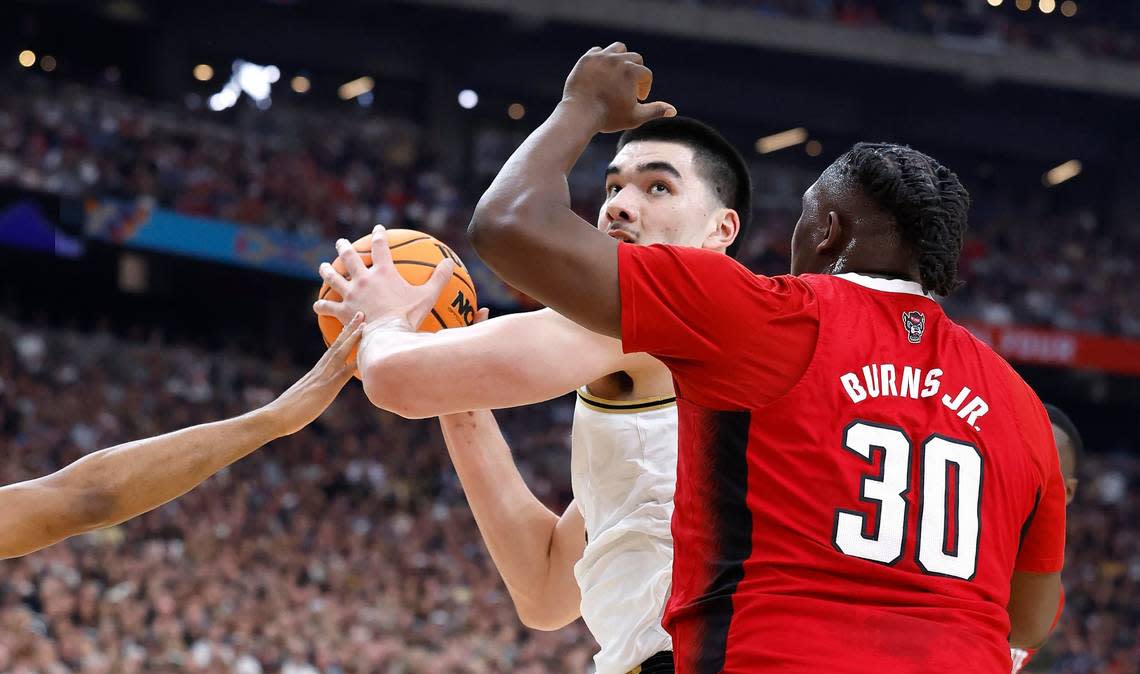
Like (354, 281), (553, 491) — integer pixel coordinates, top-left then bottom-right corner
(834, 272), (935, 300)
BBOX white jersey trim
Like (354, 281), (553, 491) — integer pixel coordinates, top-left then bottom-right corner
(834, 272), (934, 299)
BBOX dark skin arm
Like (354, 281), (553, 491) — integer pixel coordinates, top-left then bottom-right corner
(467, 43), (676, 338)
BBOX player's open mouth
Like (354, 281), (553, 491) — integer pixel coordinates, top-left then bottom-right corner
(607, 229), (636, 243)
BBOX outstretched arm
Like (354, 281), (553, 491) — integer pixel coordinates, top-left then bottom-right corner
(467, 43), (675, 338)
(0, 315), (364, 559)
(441, 410), (585, 630)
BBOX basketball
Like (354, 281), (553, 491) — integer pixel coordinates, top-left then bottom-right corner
(317, 229), (478, 369)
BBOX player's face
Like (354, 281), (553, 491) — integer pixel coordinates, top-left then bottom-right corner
(599, 141), (728, 250)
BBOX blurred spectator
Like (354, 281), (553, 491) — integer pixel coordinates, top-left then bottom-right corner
(2, 77), (1138, 341)
(0, 315), (594, 673)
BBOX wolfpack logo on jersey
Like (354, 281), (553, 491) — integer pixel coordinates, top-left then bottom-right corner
(902, 310), (926, 344)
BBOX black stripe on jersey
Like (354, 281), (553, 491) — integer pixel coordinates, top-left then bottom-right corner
(1016, 487), (1042, 558)
(575, 391), (677, 411)
(694, 409), (753, 674)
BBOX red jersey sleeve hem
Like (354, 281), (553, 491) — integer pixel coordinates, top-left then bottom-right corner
(1013, 556), (1065, 574)
(617, 243), (642, 354)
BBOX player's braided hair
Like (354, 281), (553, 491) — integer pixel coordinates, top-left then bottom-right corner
(834, 142), (970, 296)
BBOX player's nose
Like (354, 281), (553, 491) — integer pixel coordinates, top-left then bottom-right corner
(605, 193), (639, 224)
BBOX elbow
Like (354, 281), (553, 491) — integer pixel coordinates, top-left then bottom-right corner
(360, 357), (433, 420)
(467, 206), (514, 260)
(468, 196), (540, 261)
(515, 603), (574, 632)
(54, 481), (119, 534)
(1009, 620), (1053, 650)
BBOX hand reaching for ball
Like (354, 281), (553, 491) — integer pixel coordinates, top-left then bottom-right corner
(313, 224), (461, 333)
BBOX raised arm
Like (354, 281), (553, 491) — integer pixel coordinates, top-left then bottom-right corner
(0, 316), (363, 559)
(440, 410), (585, 630)
(467, 43), (676, 338)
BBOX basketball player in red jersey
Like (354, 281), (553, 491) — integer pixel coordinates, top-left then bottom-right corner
(1011, 403), (1081, 673)
(0, 315), (364, 559)
(465, 43), (1066, 672)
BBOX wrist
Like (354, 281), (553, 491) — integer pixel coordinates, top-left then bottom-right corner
(555, 97), (607, 135)
(361, 316), (416, 338)
(246, 404), (291, 441)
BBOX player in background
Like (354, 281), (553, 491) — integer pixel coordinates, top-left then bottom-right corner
(0, 314), (365, 559)
(1011, 403), (1082, 673)
(313, 116), (751, 674)
(462, 43), (1066, 673)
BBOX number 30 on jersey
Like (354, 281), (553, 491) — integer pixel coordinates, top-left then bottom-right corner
(832, 419), (983, 580)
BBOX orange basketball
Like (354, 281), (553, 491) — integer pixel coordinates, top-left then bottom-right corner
(317, 229), (478, 374)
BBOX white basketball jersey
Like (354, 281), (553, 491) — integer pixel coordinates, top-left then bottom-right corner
(571, 387), (677, 674)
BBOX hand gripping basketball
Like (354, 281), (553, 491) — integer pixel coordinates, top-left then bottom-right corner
(313, 224), (469, 333)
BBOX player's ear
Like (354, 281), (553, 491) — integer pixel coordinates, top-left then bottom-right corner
(704, 208), (740, 253)
(816, 211), (844, 254)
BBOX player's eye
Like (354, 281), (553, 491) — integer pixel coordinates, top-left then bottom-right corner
(649, 182), (671, 195)
(606, 184), (622, 198)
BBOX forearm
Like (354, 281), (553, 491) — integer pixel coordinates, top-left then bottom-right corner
(51, 407), (284, 531)
(358, 311), (622, 418)
(439, 411), (567, 606)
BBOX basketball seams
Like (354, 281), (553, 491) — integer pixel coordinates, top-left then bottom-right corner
(392, 260), (477, 296)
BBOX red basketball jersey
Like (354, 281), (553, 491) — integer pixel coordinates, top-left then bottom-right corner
(618, 244), (1066, 674)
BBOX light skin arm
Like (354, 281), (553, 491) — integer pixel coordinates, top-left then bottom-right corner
(467, 42), (676, 338)
(1007, 569), (1063, 648)
(312, 234), (636, 419)
(0, 315), (364, 560)
(357, 309), (633, 418)
(440, 410), (585, 630)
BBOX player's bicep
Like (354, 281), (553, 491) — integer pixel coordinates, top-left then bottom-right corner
(382, 309), (626, 417)
(471, 207), (621, 338)
(544, 500), (586, 624)
(1007, 569), (1062, 648)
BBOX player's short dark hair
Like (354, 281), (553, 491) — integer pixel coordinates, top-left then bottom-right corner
(1044, 403), (1083, 475)
(832, 142), (970, 296)
(617, 117), (752, 259)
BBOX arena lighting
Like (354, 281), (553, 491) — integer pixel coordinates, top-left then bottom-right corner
(508, 103), (525, 120)
(1043, 160), (1081, 187)
(193, 63), (214, 81)
(208, 59), (280, 111)
(41, 55), (57, 72)
(1039, 0), (1056, 14)
(338, 76), (374, 100)
(1061, 0), (1077, 17)
(458, 89), (479, 109)
(755, 127), (809, 154)
(291, 75), (311, 93)
(18, 50), (35, 68)
(805, 140), (823, 157)
(987, 0), (1002, 6)
(1015, 0), (1031, 10)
